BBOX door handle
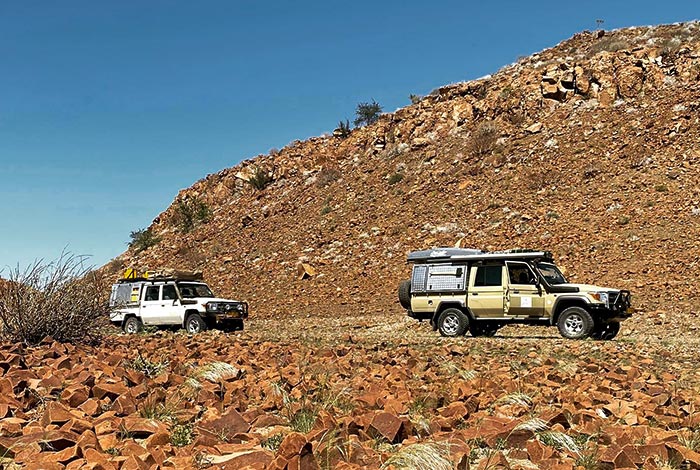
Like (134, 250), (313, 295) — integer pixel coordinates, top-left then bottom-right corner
(513, 290), (520, 294)
(471, 292), (479, 296)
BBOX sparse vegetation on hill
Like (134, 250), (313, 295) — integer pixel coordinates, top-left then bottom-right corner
(354, 99), (382, 127)
(128, 227), (160, 252)
(120, 22), (700, 336)
(172, 196), (211, 232)
(247, 166), (274, 190)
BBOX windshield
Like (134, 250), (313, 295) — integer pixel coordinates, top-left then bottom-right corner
(536, 263), (568, 285)
(178, 283), (215, 298)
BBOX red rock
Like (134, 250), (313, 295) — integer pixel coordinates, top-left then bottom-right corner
(278, 432), (309, 460)
(120, 455), (150, 470)
(92, 382), (129, 400)
(42, 401), (74, 426)
(199, 408), (250, 435)
(121, 417), (167, 438)
(53, 444), (82, 463)
(478, 450), (509, 469)
(218, 449), (274, 469)
(439, 401), (469, 419)
(111, 394), (137, 416)
(369, 412), (403, 443)
(667, 442), (700, 467)
(0, 417), (27, 436)
(61, 385), (90, 408)
(83, 448), (118, 470)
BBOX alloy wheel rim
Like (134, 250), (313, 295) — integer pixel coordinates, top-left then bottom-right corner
(443, 315), (459, 335)
(564, 314), (583, 334)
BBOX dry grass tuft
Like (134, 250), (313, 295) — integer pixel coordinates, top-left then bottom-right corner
(380, 441), (452, 470)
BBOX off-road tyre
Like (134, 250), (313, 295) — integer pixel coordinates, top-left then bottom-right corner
(185, 314), (207, 334)
(123, 316), (143, 335)
(437, 308), (469, 337)
(398, 280), (412, 309)
(223, 319), (244, 332)
(557, 307), (594, 339)
(590, 321), (620, 340)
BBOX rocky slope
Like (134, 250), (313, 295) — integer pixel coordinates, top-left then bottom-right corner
(112, 23), (700, 336)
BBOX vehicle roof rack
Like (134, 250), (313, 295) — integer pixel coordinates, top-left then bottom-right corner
(407, 248), (553, 263)
(117, 269), (204, 284)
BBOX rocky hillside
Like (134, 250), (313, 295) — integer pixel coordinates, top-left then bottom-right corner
(113, 23), (700, 333)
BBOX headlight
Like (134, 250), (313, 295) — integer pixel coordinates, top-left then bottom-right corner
(206, 302), (218, 312)
(589, 292), (609, 304)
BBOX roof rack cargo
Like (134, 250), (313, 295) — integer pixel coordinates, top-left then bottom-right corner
(117, 269), (204, 283)
(406, 248), (553, 264)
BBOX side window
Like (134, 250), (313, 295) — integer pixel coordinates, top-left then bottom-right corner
(508, 263), (537, 285)
(162, 285), (178, 300)
(474, 266), (503, 287)
(144, 286), (160, 301)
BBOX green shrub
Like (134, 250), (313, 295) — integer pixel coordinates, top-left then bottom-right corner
(470, 122), (500, 157)
(409, 94), (422, 104)
(262, 433), (284, 451)
(316, 167), (341, 188)
(388, 173), (404, 185)
(354, 100), (382, 127)
(172, 197), (211, 232)
(170, 424), (194, 447)
(128, 228), (160, 252)
(247, 167), (274, 191)
(335, 120), (352, 138)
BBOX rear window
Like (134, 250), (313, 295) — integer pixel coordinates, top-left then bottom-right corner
(474, 266), (502, 287)
(162, 285), (178, 300)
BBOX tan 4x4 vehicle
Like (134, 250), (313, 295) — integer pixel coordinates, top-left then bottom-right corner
(398, 248), (632, 340)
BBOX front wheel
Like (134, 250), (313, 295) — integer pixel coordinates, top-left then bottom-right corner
(470, 323), (499, 337)
(437, 308), (469, 337)
(557, 307), (594, 339)
(591, 321), (620, 340)
(185, 314), (208, 334)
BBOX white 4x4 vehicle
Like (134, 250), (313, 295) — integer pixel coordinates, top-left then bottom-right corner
(109, 271), (248, 334)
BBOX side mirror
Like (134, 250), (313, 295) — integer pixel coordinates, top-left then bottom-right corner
(173, 299), (180, 306)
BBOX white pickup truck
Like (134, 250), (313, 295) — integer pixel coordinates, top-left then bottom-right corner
(109, 271), (248, 334)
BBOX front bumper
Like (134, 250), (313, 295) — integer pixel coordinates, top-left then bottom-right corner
(207, 302), (249, 321)
(590, 290), (632, 321)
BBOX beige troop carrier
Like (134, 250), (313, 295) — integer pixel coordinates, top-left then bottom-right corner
(398, 248), (632, 340)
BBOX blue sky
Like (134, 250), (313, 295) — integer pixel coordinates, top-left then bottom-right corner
(0, 1), (697, 270)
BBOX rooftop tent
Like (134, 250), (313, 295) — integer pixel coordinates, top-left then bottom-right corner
(407, 248), (483, 263)
(406, 248), (553, 264)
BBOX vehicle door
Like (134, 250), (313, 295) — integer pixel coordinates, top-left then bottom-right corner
(161, 283), (187, 325)
(505, 262), (545, 317)
(467, 264), (505, 317)
(139, 285), (162, 325)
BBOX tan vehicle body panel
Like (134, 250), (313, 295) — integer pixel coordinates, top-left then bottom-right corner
(410, 267), (616, 320)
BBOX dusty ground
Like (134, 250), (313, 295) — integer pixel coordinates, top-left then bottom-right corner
(2, 311), (700, 469)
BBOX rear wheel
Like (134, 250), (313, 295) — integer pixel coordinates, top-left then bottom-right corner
(557, 307), (594, 339)
(437, 308), (469, 337)
(123, 317), (143, 335)
(185, 314), (207, 334)
(398, 280), (412, 309)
